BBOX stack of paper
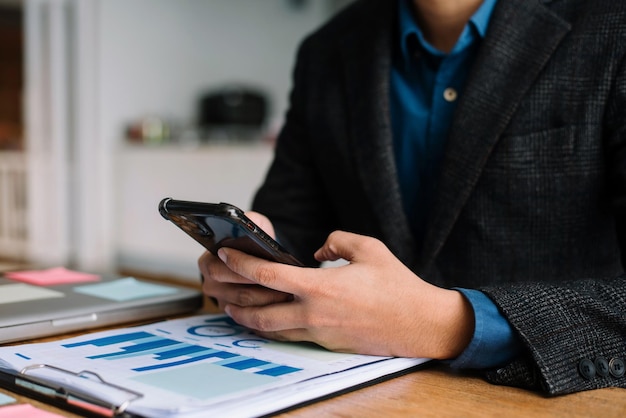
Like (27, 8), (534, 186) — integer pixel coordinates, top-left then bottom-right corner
(0, 314), (428, 417)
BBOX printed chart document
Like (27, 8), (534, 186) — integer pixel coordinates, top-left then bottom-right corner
(0, 314), (429, 417)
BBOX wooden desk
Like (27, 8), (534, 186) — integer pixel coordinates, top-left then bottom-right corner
(0, 274), (623, 417)
(1, 357), (623, 417)
(281, 365), (625, 418)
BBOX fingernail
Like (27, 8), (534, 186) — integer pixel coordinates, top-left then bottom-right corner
(224, 305), (232, 317)
(217, 248), (227, 263)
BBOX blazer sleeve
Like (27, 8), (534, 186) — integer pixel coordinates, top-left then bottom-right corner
(479, 55), (626, 396)
(481, 275), (626, 395)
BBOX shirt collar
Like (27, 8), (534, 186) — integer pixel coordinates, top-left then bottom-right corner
(398, 0), (498, 64)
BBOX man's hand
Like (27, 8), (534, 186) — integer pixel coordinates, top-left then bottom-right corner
(198, 211), (292, 310)
(215, 230), (475, 360)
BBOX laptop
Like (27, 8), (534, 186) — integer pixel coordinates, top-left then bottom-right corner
(0, 267), (204, 344)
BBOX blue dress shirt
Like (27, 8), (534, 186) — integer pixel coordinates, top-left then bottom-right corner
(390, 0), (522, 369)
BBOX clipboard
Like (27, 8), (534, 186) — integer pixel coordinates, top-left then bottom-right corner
(0, 364), (143, 417)
(0, 314), (430, 418)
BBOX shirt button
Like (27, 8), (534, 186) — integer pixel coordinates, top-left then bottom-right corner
(443, 87), (458, 102)
(578, 359), (596, 380)
(609, 358), (625, 378)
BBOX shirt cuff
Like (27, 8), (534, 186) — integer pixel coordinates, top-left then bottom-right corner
(448, 288), (523, 369)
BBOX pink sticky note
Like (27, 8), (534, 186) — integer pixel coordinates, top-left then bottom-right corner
(0, 404), (66, 418)
(4, 267), (100, 286)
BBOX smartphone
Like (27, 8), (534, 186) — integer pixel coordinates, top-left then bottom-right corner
(159, 198), (304, 266)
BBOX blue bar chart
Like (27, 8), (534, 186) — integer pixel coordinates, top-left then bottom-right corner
(63, 331), (302, 377)
(2, 314), (415, 410)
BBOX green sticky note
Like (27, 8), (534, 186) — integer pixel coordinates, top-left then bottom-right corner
(73, 277), (178, 302)
(0, 392), (15, 405)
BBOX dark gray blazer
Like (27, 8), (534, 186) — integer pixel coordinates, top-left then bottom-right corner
(253, 0), (626, 395)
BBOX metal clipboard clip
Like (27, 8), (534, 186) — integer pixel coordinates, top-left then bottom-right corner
(17, 364), (143, 417)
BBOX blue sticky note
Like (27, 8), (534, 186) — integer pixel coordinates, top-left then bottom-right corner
(0, 392), (15, 405)
(73, 277), (178, 302)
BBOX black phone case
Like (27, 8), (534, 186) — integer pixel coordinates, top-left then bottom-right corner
(159, 198), (303, 266)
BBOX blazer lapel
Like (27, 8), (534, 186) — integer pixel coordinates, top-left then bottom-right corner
(421, 0), (572, 268)
(341, 0), (420, 268)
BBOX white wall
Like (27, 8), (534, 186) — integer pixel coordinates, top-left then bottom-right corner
(98, 0), (329, 145)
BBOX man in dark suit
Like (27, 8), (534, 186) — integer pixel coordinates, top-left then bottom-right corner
(199, 0), (626, 395)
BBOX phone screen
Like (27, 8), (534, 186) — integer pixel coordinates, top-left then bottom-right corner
(159, 198), (303, 266)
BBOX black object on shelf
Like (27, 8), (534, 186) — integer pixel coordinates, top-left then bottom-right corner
(199, 87), (268, 130)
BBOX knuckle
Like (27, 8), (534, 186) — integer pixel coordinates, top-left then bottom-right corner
(235, 287), (255, 306)
(355, 235), (384, 253)
(204, 261), (222, 282)
(248, 311), (273, 331)
(254, 264), (279, 287)
(327, 230), (343, 242)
